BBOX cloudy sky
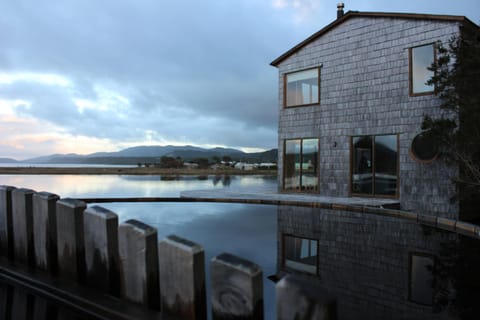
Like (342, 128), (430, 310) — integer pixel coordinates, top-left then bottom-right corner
(1, 0), (479, 160)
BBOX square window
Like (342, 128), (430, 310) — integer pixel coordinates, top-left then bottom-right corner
(409, 44), (435, 95)
(283, 235), (319, 275)
(284, 68), (320, 107)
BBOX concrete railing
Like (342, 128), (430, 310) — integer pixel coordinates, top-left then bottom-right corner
(0, 185), (335, 320)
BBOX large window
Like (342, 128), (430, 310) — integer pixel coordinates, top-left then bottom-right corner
(351, 134), (398, 196)
(285, 68), (320, 107)
(284, 138), (319, 192)
(283, 235), (318, 275)
(409, 43), (435, 96)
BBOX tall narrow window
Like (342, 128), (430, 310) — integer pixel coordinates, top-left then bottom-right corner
(285, 68), (320, 107)
(284, 138), (318, 192)
(410, 44), (435, 95)
(283, 235), (319, 275)
(352, 134), (398, 196)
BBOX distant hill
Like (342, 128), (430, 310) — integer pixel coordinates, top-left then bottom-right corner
(22, 145), (277, 165)
(0, 158), (18, 163)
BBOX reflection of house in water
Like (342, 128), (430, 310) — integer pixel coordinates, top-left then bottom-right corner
(275, 205), (475, 319)
(271, 4), (479, 220)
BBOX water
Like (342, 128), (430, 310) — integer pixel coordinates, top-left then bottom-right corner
(1, 173), (479, 319)
(0, 173), (278, 319)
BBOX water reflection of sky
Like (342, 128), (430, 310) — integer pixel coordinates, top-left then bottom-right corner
(0, 174), (278, 319)
(0, 174), (277, 198)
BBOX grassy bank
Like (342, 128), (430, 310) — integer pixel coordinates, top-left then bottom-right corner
(0, 166), (277, 176)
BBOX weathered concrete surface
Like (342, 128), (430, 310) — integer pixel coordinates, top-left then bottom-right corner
(119, 219), (159, 309)
(276, 274), (336, 320)
(11, 188), (35, 265)
(56, 198), (86, 283)
(158, 235), (206, 320)
(33, 192), (59, 273)
(211, 252), (263, 320)
(0, 185), (16, 259)
(83, 205), (119, 296)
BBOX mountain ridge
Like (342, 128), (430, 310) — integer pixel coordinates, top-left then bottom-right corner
(21, 145), (277, 164)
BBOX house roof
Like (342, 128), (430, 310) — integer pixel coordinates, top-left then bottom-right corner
(270, 11), (479, 67)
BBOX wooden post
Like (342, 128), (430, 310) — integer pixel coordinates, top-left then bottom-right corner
(33, 192), (59, 273)
(211, 252), (263, 320)
(0, 185), (15, 259)
(11, 188), (35, 265)
(158, 235), (206, 320)
(83, 205), (120, 296)
(276, 274), (336, 320)
(118, 219), (159, 309)
(56, 198), (86, 283)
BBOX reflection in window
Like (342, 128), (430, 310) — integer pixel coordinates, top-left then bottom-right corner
(409, 253), (434, 306)
(284, 235), (318, 274)
(410, 44), (435, 95)
(352, 134), (398, 196)
(285, 68), (319, 107)
(284, 138), (318, 192)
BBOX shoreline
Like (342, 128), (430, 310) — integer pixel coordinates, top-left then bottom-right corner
(0, 166), (277, 176)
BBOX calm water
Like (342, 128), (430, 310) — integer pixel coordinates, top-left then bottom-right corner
(0, 174), (279, 319)
(1, 173), (479, 319)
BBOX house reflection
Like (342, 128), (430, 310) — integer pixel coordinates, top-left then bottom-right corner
(275, 206), (478, 320)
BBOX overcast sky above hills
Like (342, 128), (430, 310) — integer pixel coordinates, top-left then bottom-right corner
(1, 0), (479, 160)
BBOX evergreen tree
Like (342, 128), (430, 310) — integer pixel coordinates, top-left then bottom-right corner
(422, 29), (480, 220)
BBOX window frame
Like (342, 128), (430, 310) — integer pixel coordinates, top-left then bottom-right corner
(409, 43), (436, 97)
(283, 67), (321, 108)
(283, 137), (319, 193)
(350, 134), (400, 199)
(282, 234), (319, 276)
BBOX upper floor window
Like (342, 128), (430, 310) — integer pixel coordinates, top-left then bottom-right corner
(409, 44), (435, 96)
(284, 68), (320, 107)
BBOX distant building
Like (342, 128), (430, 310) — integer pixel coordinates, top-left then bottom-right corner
(271, 5), (479, 219)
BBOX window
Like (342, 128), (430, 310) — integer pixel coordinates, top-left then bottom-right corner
(409, 253), (434, 306)
(285, 68), (320, 107)
(409, 44), (435, 95)
(284, 138), (319, 192)
(283, 235), (318, 275)
(351, 134), (398, 196)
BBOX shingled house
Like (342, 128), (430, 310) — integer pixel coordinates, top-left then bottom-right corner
(271, 5), (479, 219)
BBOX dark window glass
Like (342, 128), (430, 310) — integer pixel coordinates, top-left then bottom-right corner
(351, 134), (398, 196)
(284, 138), (319, 192)
(410, 44), (435, 95)
(301, 139), (319, 191)
(352, 136), (373, 194)
(284, 235), (318, 274)
(374, 135), (398, 195)
(284, 140), (301, 190)
(410, 254), (434, 305)
(285, 68), (319, 107)
(411, 132), (438, 162)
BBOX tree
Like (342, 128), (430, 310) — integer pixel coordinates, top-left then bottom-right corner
(422, 29), (480, 220)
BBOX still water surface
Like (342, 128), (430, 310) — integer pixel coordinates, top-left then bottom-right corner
(1, 173), (479, 320)
(0, 174), (278, 319)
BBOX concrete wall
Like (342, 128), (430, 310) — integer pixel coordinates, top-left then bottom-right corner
(275, 16), (460, 218)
